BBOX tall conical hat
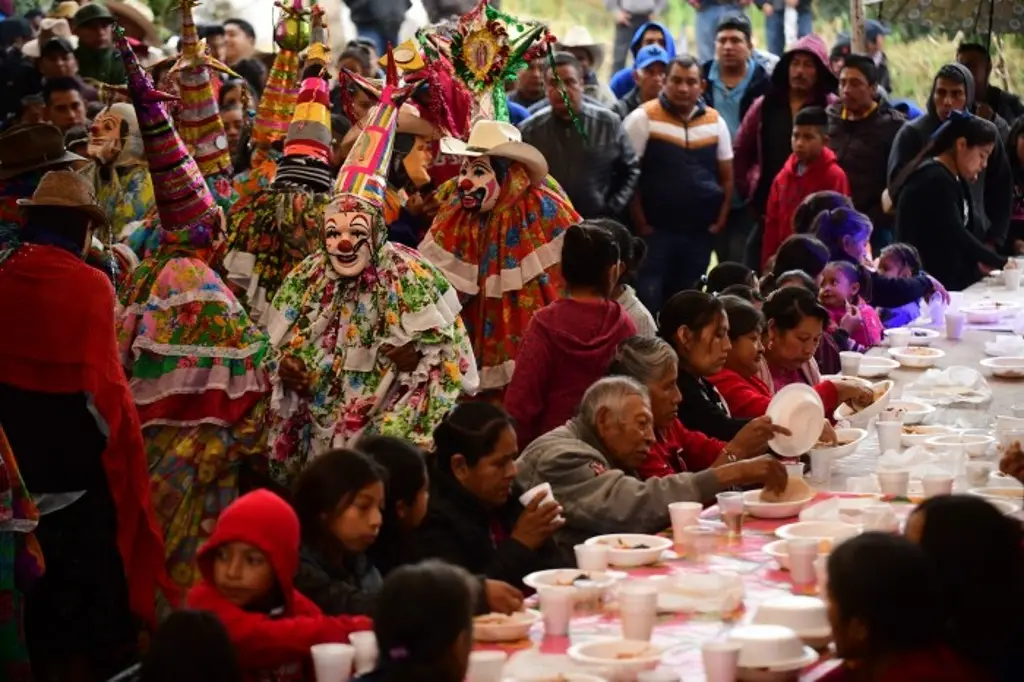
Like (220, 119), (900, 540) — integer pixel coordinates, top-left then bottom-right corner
(170, 0), (239, 178)
(251, 0), (310, 148)
(115, 24), (220, 248)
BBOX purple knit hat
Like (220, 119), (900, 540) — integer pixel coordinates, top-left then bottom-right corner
(115, 24), (220, 249)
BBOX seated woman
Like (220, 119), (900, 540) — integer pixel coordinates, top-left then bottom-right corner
(660, 291), (786, 442)
(823, 533), (986, 682)
(504, 222), (637, 449)
(711, 295), (871, 421)
(417, 404), (560, 605)
(905, 495), (1024, 682)
(608, 336), (787, 478)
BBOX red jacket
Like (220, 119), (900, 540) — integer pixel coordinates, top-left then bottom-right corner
(187, 490), (372, 682)
(505, 299), (636, 449)
(708, 368), (840, 420)
(0, 244), (173, 625)
(761, 146), (850, 268)
(638, 419), (726, 479)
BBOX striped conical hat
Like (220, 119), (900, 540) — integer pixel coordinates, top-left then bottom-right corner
(115, 24), (220, 249)
(251, 0), (310, 148)
(172, 0), (239, 178)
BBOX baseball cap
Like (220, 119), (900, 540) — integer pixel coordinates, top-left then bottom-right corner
(41, 36), (75, 55)
(865, 20), (890, 43)
(73, 3), (115, 29)
(635, 44), (670, 71)
(830, 34), (851, 62)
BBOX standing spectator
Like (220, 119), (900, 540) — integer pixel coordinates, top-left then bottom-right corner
(508, 57), (546, 109)
(197, 23), (226, 63)
(757, 0), (813, 58)
(694, 1), (744, 63)
(220, 103), (243, 160)
(734, 34), (838, 269)
(42, 75), (85, 132)
(343, 0), (410, 56)
(888, 63), (1013, 249)
(519, 52), (640, 220)
(625, 54), (734, 311)
(613, 44), (669, 120)
(702, 13), (771, 263)
(72, 3), (124, 84)
(608, 20), (676, 98)
(609, 0), (668, 72)
(957, 42), (1024, 128)
(863, 20), (892, 94)
(761, 106), (849, 267)
(223, 18), (256, 67)
(556, 26), (616, 108)
(423, 0), (490, 22)
(827, 55), (904, 250)
(34, 33), (98, 101)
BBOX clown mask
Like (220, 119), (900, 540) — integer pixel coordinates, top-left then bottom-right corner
(324, 206), (373, 278)
(87, 109), (127, 165)
(403, 135), (435, 189)
(457, 155), (501, 213)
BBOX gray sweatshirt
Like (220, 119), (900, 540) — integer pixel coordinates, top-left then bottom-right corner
(516, 419), (724, 563)
(604, 0), (668, 15)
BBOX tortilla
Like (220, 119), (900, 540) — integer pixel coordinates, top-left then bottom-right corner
(760, 476), (812, 503)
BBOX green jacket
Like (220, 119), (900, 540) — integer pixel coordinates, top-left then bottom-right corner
(75, 45), (126, 85)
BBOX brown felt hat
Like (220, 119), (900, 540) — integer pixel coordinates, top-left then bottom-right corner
(0, 124), (85, 180)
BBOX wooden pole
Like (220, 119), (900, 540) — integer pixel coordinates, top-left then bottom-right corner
(850, 0), (866, 53)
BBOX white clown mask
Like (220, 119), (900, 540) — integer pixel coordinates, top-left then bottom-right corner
(323, 204), (374, 278)
(456, 154), (502, 213)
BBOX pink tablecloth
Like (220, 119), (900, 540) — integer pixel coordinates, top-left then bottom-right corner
(475, 493), (857, 681)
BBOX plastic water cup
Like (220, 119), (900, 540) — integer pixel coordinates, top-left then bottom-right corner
(787, 537), (819, 586)
(887, 328), (912, 349)
(465, 651), (507, 682)
(785, 462), (805, 479)
(668, 501), (703, 545)
(814, 556), (829, 595)
(348, 631), (378, 675)
(538, 585), (575, 637)
(966, 461), (994, 487)
(574, 543), (609, 571)
(519, 482), (555, 507)
(809, 450), (833, 486)
(682, 525), (718, 560)
(945, 312), (966, 340)
(310, 643), (355, 682)
(716, 491), (745, 538)
(618, 583), (658, 641)
(701, 640), (742, 682)
(1006, 268), (1022, 291)
(839, 351), (863, 376)
(877, 469), (910, 497)
(876, 420), (902, 453)
(921, 474), (954, 498)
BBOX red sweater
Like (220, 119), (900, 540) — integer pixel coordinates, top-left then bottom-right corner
(708, 368), (840, 420)
(637, 419), (725, 479)
(187, 491), (372, 682)
(761, 146), (850, 268)
(505, 298), (636, 449)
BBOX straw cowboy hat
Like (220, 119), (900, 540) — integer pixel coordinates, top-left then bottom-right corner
(48, 1), (79, 20)
(22, 17), (79, 58)
(440, 120), (548, 185)
(0, 123), (85, 180)
(397, 105), (438, 139)
(18, 170), (109, 227)
(556, 26), (605, 70)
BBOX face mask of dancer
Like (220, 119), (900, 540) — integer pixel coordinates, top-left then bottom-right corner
(87, 108), (127, 165)
(456, 155), (501, 212)
(323, 205), (373, 277)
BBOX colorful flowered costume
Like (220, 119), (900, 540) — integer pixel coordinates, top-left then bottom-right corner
(264, 54), (478, 486)
(113, 27), (270, 593)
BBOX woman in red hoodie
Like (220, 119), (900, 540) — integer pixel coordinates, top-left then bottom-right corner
(821, 533), (990, 682)
(187, 490), (372, 681)
(504, 222), (636, 448)
(709, 294), (871, 421)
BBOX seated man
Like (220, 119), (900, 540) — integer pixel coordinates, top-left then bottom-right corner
(516, 376), (787, 561)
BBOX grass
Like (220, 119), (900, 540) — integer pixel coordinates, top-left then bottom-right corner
(505, 0), (1023, 104)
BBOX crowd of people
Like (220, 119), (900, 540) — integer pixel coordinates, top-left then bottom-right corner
(0, 1), (1023, 681)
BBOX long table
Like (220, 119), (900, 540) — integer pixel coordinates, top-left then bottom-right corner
(481, 280), (1024, 681)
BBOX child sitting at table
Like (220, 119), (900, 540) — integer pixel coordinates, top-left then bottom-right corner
(293, 449), (387, 616)
(186, 490), (372, 682)
(819, 260), (883, 347)
(354, 560), (476, 682)
(877, 243), (924, 328)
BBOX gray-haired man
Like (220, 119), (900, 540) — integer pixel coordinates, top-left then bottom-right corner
(516, 376), (786, 562)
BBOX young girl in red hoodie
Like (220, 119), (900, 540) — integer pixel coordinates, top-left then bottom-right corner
(187, 490), (372, 681)
(504, 221), (636, 448)
(819, 260), (884, 347)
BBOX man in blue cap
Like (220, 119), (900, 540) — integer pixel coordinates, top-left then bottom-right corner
(864, 19), (892, 94)
(613, 43), (670, 120)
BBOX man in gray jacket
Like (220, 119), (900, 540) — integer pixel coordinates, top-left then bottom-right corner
(516, 377), (787, 563)
(422, 0), (500, 22)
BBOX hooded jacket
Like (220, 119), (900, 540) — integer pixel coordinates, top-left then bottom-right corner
(609, 21), (677, 99)
(761, 145), (850, 267)
(515, 418), (725, 564)
(827, 99), (906, 240)
(733, 34), (839, 214)
(187, 490), (372, 682)
(887, 63), (1013, 245)
(504, 299), (637, 448)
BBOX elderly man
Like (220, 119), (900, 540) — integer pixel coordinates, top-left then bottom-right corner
(516, 377), (786, 561)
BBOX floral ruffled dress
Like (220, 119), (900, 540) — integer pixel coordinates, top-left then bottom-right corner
(264, 243), (479, 486)
(418, 164), (579, 394)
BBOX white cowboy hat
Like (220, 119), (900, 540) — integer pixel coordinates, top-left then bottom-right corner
(22, 18), (79, 58)
(556, 26), (605, 70)
(440, 120), (548, 185)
